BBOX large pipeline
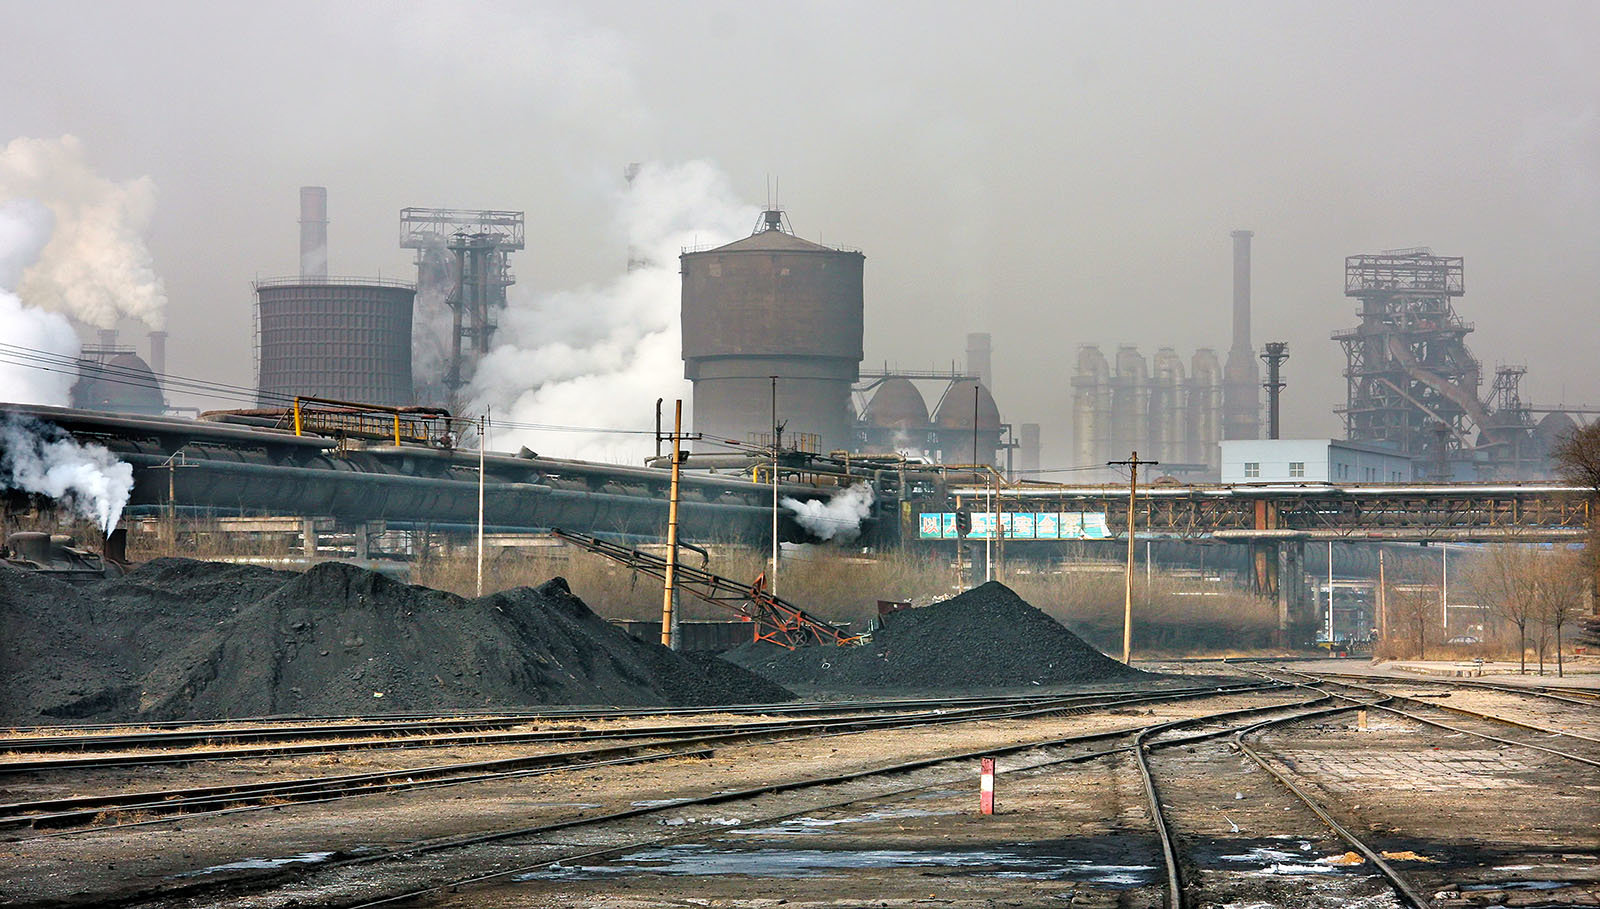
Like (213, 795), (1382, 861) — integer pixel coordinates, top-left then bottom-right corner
(2, 404), (856, 544)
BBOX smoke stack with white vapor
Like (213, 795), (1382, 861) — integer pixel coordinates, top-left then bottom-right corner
(0, 414), (134, 533)
(782, 482), (875, 543)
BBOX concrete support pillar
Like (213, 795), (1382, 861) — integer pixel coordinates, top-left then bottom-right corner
(353, 524), (371, 561)
(302, 518), (319, 557)
(1275, 541), (1310, 648)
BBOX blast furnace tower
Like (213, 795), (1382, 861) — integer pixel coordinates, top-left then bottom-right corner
(681, 210), (864, 453)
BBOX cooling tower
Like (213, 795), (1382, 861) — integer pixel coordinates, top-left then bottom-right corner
(254, 278), (416, 407)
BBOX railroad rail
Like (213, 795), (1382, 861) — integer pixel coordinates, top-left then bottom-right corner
(0, 685), (1278, 833)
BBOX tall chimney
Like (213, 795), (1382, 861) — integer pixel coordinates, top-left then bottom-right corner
(96, 328), (118, 349)
(1222, 230), (1261, 440)
(1231, 230), (1253, 356)
(299, 186), (328, 279)
(966, 332), (992, 390)
(147, 330), (167, 376)
(1019, 422), (1041, 475)
(1261, 341), (1288, 440)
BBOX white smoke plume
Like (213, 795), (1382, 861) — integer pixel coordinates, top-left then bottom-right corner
(468, 161), (755, 462)
(0, 198), (79, 406)
(782, 482), (876, 543)
(0, 414), (134, 533)
(0, 135), (167, 329)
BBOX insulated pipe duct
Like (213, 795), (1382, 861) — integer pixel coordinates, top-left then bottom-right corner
(299, 186), (328, 279)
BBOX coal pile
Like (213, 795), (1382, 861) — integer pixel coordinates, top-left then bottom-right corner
(1, 559), (791, 724)
(725, 581), (1141, 692)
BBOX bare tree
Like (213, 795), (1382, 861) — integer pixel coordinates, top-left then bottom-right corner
(1535, 550), (1585, 678)
(1387, 584), (1430, 660)
(1553, 422), (1600, 604)
(1465, 544), (1541, 674)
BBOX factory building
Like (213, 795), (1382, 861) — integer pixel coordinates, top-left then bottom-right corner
(681, 210), (864, 454)
(254, 188), (417, 408)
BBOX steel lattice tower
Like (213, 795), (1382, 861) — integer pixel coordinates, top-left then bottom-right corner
(1334, 250), (1484, 475)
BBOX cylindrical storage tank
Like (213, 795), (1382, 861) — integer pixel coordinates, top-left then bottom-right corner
(1112, 345), (1149, 459)
(1071, 345), (1110, 469)
(254, 277), (416, 407)
(1150, 347), (1186, 465)
(681, 215), (864, 453)
(1189, 348), (1223, 471)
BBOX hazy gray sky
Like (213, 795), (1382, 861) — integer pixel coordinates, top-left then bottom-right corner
(3, 1), (1596, 465)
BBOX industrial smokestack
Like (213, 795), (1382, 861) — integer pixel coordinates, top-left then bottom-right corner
(1019, 422), (1040, 476)
(299, 186), (328, 279)
(96, 328), (118, 349)
(1222, 230), (1261, 441)
(147, 330), (167, 377)
(966, 332), (992, 390)
(1261, 341), (1288, 440)
(1231, 230), (1253, 356)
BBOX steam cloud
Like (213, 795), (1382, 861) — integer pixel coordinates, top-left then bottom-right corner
(0, 135), (167, 329)
(468, 161), (755, 462)
(0, 414), (134, 533)
(782, 482), (875, 543)
(0, 198), (79, 406)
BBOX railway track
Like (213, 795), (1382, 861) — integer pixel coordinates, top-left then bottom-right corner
(77, 689), (1330, 909)
(0, 691), (1079, 754)
(0, 683), (1277, 834)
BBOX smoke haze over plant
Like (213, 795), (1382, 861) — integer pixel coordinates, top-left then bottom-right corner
(1, 3), (1595, 465)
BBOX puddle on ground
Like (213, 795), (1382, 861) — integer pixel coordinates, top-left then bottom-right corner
(731, 806), (958, 835)
(516, 842), (1154, 886)
(174, 851), (335, 877)
(1462, 880), (1573, 892)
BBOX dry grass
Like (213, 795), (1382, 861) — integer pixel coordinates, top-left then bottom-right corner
(118, 521), (1281, 655)
(417, 544), (1279, 654)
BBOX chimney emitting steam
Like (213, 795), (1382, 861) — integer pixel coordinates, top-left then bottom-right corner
(299, 186), (328, 279)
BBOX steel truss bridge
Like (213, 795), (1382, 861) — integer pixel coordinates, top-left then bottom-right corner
(941, 482), (1591, 544)
(939, 481), (1593, 645)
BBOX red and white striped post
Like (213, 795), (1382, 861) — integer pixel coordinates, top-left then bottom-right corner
(979, 756), (996, 815)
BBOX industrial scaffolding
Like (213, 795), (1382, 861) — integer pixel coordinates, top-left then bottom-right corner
(400, 208), (525, 395)
(1334, 250), (1482, 477)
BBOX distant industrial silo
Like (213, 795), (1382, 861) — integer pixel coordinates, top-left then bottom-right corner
(931, 382), (1002, 465)
(860, 376), (932, 454)
(681, 209), (864, 453)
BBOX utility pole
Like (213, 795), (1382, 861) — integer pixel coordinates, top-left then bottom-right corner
(1108, 452), (1157, 664)
(974, 385), (984, 583)
(476, 411), (488, 597)
(1327, 541), (1335, 642)
(658, 399), (700, 650)
(156, 450), (193, 553)
(770, 376), (782, 597)
(1377, 550), (1388, 643)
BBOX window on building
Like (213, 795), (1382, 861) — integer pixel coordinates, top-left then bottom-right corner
(1289, 461), (1305, 478)
(1244, 462), (1260, 478)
